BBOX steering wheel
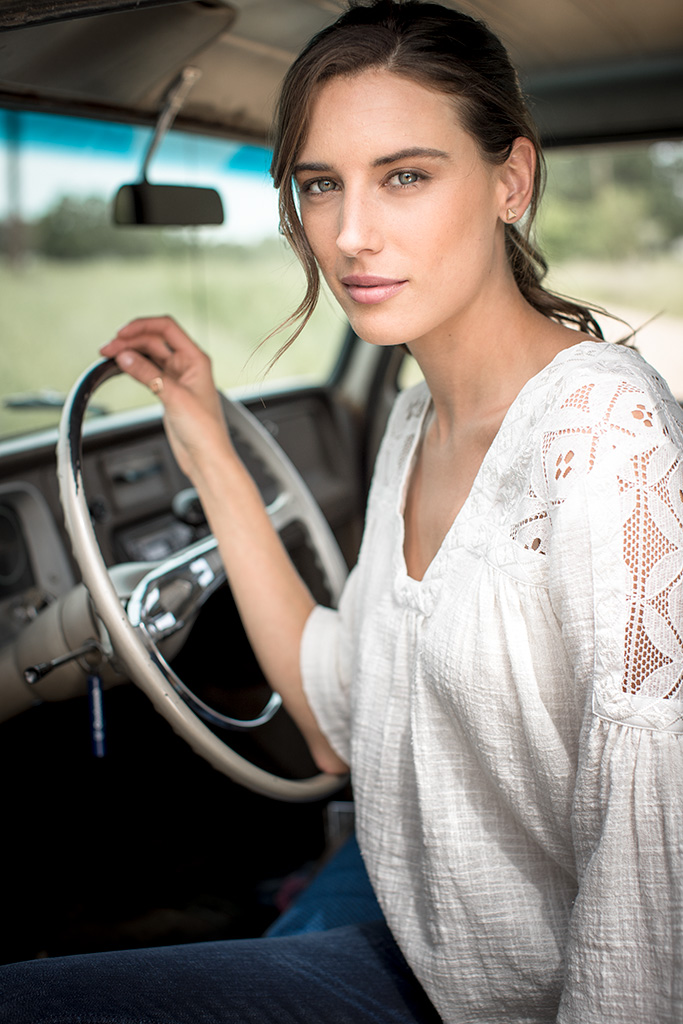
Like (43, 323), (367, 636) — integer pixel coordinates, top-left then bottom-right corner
(57, 358), (349, 801)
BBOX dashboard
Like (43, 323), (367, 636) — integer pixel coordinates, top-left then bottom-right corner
(0, 482), (74, 648)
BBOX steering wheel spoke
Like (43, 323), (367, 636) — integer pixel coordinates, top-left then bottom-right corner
(57, 359), (348, 801)
(127, 536), (224, 643)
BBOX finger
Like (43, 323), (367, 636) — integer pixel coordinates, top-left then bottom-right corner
(115, 316), (199, 355)
(112, 349), (169, 395)
(102, 334), (177, 371)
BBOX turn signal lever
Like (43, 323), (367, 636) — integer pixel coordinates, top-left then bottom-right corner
(24, 639), (103, 685)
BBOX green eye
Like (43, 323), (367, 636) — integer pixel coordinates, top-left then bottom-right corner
(310, 178), (337, 193)
(396, 171), (419, 185)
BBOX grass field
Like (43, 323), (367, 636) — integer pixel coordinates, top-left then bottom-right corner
(546, 257), (683, 397)
(546, 257), (683, 319)
(1, 250), (681, 439)
(0, 246), (346, 438)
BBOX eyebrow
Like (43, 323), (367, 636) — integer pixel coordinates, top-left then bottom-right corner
(372, 147), (450, 167)
(293, 147), (450, 176)
(293, 161), (333, 175)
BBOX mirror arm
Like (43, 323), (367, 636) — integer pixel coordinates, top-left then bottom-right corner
(140, 66), (201, 182)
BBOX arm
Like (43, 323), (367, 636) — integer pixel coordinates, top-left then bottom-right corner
(101, 316), (347, 775)
(559, 724), (683, 1023)
(544, 365), (683, 1022)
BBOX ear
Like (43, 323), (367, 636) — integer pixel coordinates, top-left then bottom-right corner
(496, 136), (535, 225)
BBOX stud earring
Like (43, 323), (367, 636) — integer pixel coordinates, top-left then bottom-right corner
(506, 207), (517, 222)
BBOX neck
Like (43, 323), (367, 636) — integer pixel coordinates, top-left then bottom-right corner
(407, 285), (582, 439)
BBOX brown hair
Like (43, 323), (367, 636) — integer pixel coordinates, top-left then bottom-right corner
(269, 0), (604, 348)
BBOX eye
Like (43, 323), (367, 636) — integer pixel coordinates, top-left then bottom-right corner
(389, 170), (422, 187)
(305, 178), (338, 194)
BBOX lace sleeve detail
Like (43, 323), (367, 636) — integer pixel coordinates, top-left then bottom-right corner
(621, 395), (683, 698)
(530, 357), (683, 712)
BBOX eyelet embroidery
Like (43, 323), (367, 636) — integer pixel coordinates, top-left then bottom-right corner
(511, 376), (683, 700)
(555, 451), (574, 480)
(631, 403), (654, 427)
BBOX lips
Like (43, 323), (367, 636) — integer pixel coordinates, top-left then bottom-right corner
(340, 275), (407, 305)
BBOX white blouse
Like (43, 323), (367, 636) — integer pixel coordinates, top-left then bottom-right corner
(301, 340), (683, 1024)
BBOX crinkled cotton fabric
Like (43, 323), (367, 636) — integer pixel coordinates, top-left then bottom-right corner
(301, 341), (683, 1024)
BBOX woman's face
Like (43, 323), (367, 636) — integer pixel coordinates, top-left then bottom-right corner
(294, 70), (516, 350)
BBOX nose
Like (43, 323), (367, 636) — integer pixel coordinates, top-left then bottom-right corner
(335, 189), (382, 259)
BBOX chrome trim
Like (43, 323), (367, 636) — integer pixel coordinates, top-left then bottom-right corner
(127, 536), (283, 730)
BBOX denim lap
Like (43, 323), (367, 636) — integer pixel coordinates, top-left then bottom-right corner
(0, 921), (442, 1024)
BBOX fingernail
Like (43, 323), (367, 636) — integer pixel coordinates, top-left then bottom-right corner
(118, 352), (134, 367)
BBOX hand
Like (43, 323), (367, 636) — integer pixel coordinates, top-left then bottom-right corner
(100, 316), (232, 480)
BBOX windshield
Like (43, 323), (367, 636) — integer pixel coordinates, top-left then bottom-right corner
(0, 110), (346, 440)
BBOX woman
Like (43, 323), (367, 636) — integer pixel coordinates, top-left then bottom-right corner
(3, 2), (682, 1022)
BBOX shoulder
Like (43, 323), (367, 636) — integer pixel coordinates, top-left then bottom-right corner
(387, 378), (431, 428)
(368, 380), (431, 497)
(381, 378), (431, 454)
(541, 340), (682, 437)
(530, 341), (683, 504)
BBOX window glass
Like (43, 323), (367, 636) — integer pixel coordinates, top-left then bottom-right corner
(540, 141), (683, 399)
(0, 110), (346, 440)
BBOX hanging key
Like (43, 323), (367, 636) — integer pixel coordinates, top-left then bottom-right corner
(88, 673), (106, 758)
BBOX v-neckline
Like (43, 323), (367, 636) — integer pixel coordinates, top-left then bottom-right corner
(398, 390), (492, 583)
(396, 340), (596, 584)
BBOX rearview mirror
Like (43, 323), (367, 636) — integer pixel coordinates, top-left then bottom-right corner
(113, 183), (224, 226)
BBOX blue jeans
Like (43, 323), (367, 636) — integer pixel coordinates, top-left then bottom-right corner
(0, 922), (441, 1023)
(0, 839), (442, 1023)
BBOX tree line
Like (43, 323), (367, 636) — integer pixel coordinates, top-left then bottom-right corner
(541, 144), (683, 260)
(1, 143), (682, 264)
